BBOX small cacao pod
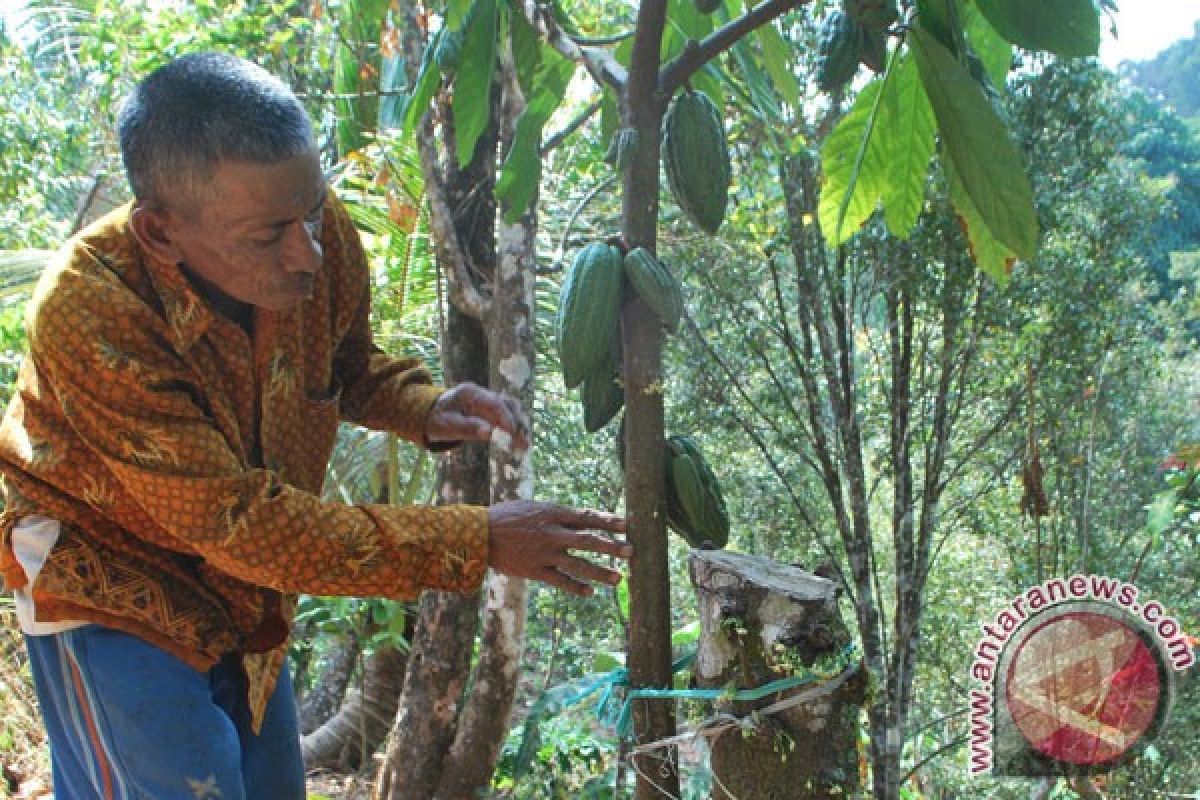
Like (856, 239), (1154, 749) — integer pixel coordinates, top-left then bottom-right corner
(662, 90), (731, 235)
(557, 242), (623, 390)
(623, 247), (683, 333)
(816, 11), (863, 92)
(665, 435), (730, 549)
(694, 0), (721, 12)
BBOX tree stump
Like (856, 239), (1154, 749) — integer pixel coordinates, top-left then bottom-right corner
(689, 550), (866, 800)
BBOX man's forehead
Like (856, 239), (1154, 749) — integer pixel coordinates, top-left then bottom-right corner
(203, 156), (326, 226)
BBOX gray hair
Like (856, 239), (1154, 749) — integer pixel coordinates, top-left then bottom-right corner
(118, 52), (315, 209)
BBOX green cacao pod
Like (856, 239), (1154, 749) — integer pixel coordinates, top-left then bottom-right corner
(662, 90), (731, 235)
(623, 247), (683, 333)
(816, 11), (863, 92)
(603, 127), (640, 173)
(581, 354), (624, 433)
(434, 27), (464, 74)
(664, 435), (730, 549)
(694, 0), (721, 12)
(557, 242), (623, 390)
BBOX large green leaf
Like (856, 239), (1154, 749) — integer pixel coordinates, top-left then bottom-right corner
(880, 54), (936, 237)
(444, 0), (473, 30)
(911, 26), (1038, 259)
(730, 36), (782, 121)
(756, 22), (800, 109)
(819, 77), (888, 246)
(975, 0), (1100, 58)
(495, 49), (575, 221)
(963, 4), (1011, 88)
(946, 159), (1016, 282)
(453, 0), (498, 168)
(667, 0), (715, 40)
(398, 33), (443, 138)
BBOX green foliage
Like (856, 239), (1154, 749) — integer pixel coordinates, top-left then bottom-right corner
(496, 15), (576, 222)
(453, 0), (497, 168)
(911, 25), (1036, 266)
(974, 0), (1100, 58)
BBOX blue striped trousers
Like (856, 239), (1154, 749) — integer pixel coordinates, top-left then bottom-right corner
(23, 625), (305, 799)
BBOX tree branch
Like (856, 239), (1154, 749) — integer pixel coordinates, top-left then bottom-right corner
(658, 0), (807, 96)
(414, 118), (488, 319)
(512, 1), (628, 91)
(541, 98), (602, 155)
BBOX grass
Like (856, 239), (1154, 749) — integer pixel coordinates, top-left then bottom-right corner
(0, 603), (50, 798)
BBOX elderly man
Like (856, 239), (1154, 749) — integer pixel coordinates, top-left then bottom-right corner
(0, 52), (628, 799)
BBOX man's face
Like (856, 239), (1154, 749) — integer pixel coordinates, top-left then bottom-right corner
(162, 153), (327, 312)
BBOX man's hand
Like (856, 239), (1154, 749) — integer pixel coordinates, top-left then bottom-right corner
(426, 382), (530, 451)
(488, 501), (631, 596)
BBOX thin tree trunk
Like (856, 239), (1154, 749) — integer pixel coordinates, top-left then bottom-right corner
(302, 640), (409, 771)
(298, 630), (361, 735)
(373, 308), (489, 799)
(374, 13), (499, 799)
(434, 53), (535, 800)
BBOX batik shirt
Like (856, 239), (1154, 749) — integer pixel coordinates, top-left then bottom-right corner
(0, 196), (489, 729)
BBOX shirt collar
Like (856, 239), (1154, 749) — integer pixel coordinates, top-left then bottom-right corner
(117, 204), (219, 351)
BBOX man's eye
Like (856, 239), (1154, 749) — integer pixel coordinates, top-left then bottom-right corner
(253, 232), (284, 247)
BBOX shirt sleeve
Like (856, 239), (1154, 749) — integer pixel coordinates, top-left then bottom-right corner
(327, 197), (448, 447)
(28, 267), (488, 600)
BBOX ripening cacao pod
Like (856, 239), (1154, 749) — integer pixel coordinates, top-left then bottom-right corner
(557, 242), (623, 390)
(662, 90), (731, 235)
(623, 247), (683, 333)
(581, 354), (624, 433)
(664, 435), (730, 549)
(816, 11), (863, 92)
(694, 0), (721, 12)
(604, 127), (640, 172)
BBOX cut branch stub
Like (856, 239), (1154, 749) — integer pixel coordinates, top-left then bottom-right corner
(689, 550), (865, 800)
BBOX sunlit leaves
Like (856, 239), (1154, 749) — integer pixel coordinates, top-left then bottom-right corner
(880, 54), (937, 237)
(818, 53), (935, 246)
(819, 75), (887, 245)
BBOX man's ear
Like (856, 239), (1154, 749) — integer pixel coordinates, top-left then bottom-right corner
(130, 205), (184, 265)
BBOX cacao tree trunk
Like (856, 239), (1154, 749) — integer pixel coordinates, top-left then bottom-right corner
(620, 4), (679, 798)
(433, 53), (534, 800)
(690, 551), (865, 800)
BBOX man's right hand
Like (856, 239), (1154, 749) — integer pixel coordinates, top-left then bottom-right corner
(487, 501), (631, 596)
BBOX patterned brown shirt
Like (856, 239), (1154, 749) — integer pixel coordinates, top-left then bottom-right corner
(0, 196), (488, 729)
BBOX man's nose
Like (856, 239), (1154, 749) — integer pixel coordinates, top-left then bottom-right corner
(283, 220), (322, 275)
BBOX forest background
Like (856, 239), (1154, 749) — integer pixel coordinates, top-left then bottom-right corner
(0, 1), (1198, 799)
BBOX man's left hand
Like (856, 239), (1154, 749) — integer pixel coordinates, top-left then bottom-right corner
(426, 382), (530, 451)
